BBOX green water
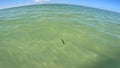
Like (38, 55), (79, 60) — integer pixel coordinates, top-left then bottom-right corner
(0, 4), (120, 68)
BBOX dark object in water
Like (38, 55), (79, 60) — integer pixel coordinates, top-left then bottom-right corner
(61, 39), (65, 45)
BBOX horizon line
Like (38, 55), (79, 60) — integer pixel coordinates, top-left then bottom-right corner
(0, 3), (120, 14)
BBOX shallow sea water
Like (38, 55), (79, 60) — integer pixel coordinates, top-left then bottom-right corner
(0, 4), (120, 68)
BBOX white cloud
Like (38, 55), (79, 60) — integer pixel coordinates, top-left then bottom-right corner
(33, 0), (50, 3)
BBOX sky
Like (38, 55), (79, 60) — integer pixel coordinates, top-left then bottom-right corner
(0, 0), (120, 13)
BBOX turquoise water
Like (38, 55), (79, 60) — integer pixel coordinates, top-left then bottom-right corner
(0, 4), (120, 68)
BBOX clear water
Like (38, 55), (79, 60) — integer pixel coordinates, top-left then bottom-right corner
(0, 4), (120, 68)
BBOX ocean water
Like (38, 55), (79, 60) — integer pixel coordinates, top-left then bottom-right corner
(0, 4), (120, 68)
